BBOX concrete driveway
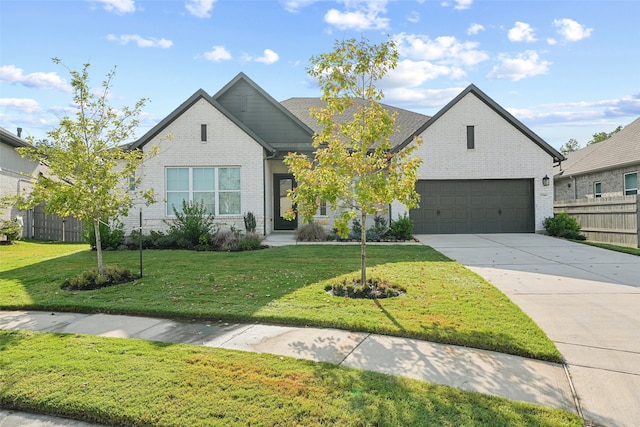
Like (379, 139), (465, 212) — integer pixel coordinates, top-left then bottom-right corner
(418, 233), (640, 427)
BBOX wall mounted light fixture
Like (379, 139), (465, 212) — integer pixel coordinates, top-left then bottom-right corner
(542, 175), (550, 186)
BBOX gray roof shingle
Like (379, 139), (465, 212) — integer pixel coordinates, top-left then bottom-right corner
(280, 97), (430, 149)
(555, 116), (640, 177)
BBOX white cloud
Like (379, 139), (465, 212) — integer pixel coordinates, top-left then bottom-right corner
(394, 33), (489, 66)
(280, 0), (318, 13)
(257, 49), (280, 64)
(386, 60), (458, 88)
(186, 0), (217, 18)
(246, 49), (280, 65)
(385, 86), (465, 108)
(467, 23), (484, 35)
(94, 0), (135, 14)
(0, 65), (71, 92)
(407, 11), (420, 24)
(487, 50), (551, 81)
(508, 21), (537, 43)
(0, 98), (41, 114)
(441, 0), (473, 10)
(324, 0), (390, 30)
(202, 46), (232, 62)
(553, 18), (593, 42)
(107, 34), (173, 48)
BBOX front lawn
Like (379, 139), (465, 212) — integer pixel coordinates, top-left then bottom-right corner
(0, 330), (581, 427)
(0, 241), (561, 361)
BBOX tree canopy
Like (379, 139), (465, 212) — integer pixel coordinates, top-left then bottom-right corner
(12, 59), (157, 274)
(284, 38), (423, 285)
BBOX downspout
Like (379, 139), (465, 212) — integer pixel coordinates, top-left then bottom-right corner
(263, 149), (278, 236)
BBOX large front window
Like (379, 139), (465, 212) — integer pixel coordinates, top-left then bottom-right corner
(166, 167), (240, 216)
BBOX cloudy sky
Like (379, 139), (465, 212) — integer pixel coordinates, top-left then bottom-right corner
(1, 0), (639, 150)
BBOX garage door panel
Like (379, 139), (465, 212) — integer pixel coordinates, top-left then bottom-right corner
(410, 179), (534, 234)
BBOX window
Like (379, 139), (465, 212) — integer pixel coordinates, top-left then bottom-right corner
(201, 124), (207, 142)
(319, 201), (327, 216)
(466, 126), (475, 149)
(624, 172), (637, 195)
(166, 167), (240, 216)
(128, 174), (136, 191)
(594, 182), (602, 198)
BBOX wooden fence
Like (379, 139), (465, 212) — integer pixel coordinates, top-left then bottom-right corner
(24, 204), (85, 242)
(554, 195), (639, 248)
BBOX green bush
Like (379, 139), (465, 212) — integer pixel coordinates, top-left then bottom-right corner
(389, 213), (414, 240)
(325, 277), (406, 299)
(83, 220), (125, 250)
(239, 232), (263, 251)
(165, 200), (217, 249)
(543, 212), (586, 240)
(296, 222), (328, 242)
(62, 265), (137, 291)
(0, 219), (23, 243)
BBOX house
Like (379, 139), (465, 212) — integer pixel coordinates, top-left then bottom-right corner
(554, 116), (640, 200)
(123, 73), (563, 236)
(0, 127), (41, 234)
(0, 127), (84, 241)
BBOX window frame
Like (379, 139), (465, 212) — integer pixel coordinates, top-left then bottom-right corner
(624, 172), (638, 196)
(594, 181), (602, 198)
(201, 124), (207, 142)
(165, 166), (241, 216)
(466, 125), (475, 150)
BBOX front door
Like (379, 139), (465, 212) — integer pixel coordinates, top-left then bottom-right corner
(273, 174), (297, 230)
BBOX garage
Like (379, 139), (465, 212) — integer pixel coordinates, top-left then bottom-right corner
(410, 179), (534, 234)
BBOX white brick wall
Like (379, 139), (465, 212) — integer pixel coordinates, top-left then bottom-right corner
(122, 98), (266, 235)
(393, 93), (555, 232)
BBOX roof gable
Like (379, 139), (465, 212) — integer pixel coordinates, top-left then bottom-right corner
(128, 87), (275, 153)
(213, 73), (314, 153)
(555, 116), (640, 177)
(0, 127), (33, 149)
(393, 84), (565, 162)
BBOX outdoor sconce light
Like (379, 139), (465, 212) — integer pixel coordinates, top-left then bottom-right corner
(542, 175), (550, 186)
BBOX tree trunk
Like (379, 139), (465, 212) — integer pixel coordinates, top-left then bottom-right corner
(94, 219), (104, 276)
(360, 211), (367, 286)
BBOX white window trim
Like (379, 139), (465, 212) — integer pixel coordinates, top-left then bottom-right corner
(165, 166), (241, 217)
(624, 172), (638, 196)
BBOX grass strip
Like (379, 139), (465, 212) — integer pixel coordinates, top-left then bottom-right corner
(0, 241), (560, 361)
(0, 330), (582, 427)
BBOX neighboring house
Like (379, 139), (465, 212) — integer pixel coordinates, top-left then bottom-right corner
(554, 116), (640, 200)
(0, 127), (84, 241)
(0, 127), (41, 233)
(123, 73), (563, 236)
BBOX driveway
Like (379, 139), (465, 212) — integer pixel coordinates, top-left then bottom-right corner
(418, 234), (640, 427)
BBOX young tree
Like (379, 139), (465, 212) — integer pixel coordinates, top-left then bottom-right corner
(284, 38), (423, 286)
(12, 59), (156, 275)
(588, 125), (622, 145)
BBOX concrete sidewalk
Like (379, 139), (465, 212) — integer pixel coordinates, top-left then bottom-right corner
(1, 310), (577, 425)
(420, 233), (640, 427)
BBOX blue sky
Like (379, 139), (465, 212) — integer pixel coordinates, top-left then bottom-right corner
(1, 0), (639, 150)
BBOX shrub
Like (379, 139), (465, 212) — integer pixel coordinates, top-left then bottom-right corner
(211, 230), (240, 252)
(62, 265), (137, 291)
(0, 219), (23, 243)
(165, 200), (217, 249)
(296, 222), (328, 242)
(543, 212), (586, 240)
(389, 213), (414, 240)
(325, 277), (406, 299)
(244, 211), (257, 233)
(83, 220), (125, 250)
(239, 232), (263, 251)
(370, 215), (390, 239)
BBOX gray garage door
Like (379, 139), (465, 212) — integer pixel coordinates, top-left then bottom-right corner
(410, 179), (534, 234)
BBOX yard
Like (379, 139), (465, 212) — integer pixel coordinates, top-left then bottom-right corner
(0, 241), (583, 426)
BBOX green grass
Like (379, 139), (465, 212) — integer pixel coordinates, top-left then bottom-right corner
(0, 330), (582, 427)
(0, 241), (560, 361)
(575, 240), (640, 256)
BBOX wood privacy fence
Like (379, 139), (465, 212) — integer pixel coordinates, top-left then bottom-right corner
(23, 204), (85, 242)
(554, 195), (640, 248)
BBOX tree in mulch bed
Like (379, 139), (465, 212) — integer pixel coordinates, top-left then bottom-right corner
(325, 276), (406, 299)
(62, 265), (138, 291)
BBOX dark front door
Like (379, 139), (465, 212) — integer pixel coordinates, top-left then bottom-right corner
(274, 174), (297, 230)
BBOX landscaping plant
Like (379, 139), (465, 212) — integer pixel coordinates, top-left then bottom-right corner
(543, 212), (586, 240)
